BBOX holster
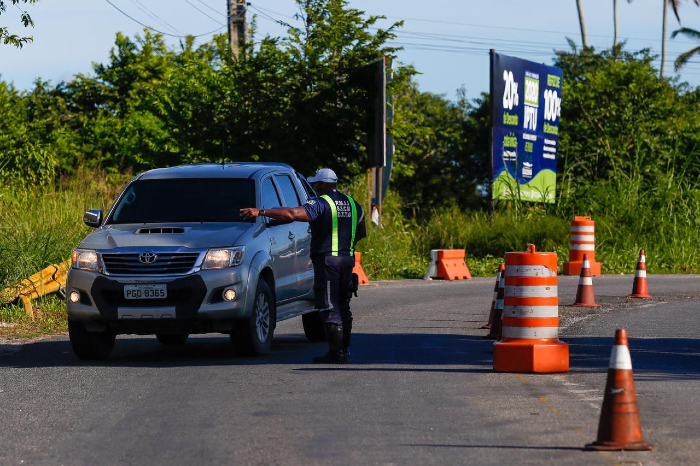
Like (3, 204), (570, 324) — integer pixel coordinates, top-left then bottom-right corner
(348, 272), (359, 300)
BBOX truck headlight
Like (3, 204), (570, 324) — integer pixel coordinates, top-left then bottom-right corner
(71, 249), (101, 271)
(202, 247), (245, 270)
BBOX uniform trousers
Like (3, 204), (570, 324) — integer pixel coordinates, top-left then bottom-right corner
(312, 255), (355, 327)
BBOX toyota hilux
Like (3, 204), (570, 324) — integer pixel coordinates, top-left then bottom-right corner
(66, 162), (326, 359)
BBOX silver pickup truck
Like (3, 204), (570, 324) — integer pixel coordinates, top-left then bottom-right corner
(66, 162), (326, 359)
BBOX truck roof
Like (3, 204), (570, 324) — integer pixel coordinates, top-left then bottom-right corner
(137, 162), (297, 180)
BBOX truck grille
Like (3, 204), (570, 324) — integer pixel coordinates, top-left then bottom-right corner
(135, 227), (185, 234)
(102, 252), (199, 275)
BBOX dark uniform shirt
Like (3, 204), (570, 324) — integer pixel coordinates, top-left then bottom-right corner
(303, 190), (365, 258)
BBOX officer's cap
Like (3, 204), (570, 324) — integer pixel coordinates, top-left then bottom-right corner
(308, 168), (338, 184)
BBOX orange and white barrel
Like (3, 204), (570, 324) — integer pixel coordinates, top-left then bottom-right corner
(493, 244), (569, 373)
(563, 216), (602, 276)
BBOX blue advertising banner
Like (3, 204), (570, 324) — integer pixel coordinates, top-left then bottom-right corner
(491, 52), (563, 203)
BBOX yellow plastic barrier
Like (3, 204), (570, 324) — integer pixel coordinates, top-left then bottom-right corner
(1, 259), (71, 320)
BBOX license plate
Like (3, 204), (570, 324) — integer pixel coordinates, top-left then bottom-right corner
(124, 284), (167, 300)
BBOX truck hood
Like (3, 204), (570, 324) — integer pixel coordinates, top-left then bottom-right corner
(78, 223), (253, 250)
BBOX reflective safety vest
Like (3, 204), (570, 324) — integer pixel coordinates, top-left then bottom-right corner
(310, 191), (359, 257)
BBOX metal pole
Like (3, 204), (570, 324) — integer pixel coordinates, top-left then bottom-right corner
(490, 49), (496, 219)
(377, 166), (383, 225)
(367, 168), (372, 223)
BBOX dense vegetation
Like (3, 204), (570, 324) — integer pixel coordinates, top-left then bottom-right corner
(2, 0), (700, 333)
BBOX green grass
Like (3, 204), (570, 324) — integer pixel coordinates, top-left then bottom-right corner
(0, 295), (68, 338)
(0, 169), (129, 337)
(352, 167), (700, 280)
(2, 166), (700, 337)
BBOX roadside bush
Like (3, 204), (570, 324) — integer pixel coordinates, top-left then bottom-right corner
(0, 169), (127, 291)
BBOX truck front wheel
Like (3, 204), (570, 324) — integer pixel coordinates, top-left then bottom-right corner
(230, 279), (275, 356)
(68, 320), (115, 360)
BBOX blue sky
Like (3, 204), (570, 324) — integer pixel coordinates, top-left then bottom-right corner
(2, 0), (700, 101)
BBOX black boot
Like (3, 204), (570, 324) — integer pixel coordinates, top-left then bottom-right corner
(313, 324), (347, 364)
(342, 322), (352, 358)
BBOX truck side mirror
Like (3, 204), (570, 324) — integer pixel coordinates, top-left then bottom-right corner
(83, 209), (103, 228)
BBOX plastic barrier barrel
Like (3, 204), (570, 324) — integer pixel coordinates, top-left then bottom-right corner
(423, 249), (472, 280)
(436, 250), (471, 280)
(563, 216), (601, 276)
(493, 244), (569, 373)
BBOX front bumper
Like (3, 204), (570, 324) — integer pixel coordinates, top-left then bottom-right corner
(66, 266), (251, 334)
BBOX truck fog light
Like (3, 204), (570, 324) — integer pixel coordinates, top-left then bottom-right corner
(223, 288), (237, 302)
(69, 291), (80, 303)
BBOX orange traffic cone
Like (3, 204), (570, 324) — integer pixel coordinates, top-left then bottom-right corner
(628, 249), (651, 299)
(571, 254), (600, 307)
(353, 252), (370, 285)
(586, 329), (654, 451)
(481, 264), (505, 329)
(484, 269), (504, 340)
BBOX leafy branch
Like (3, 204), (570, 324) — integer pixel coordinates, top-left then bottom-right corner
(0, 0), (37, 48)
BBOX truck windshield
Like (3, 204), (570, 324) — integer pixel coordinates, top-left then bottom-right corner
(108, 178), (255, 224)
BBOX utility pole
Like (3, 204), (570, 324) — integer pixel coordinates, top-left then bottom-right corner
(227, 0), (247, 58)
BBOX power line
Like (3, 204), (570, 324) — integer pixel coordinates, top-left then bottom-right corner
(252, 6), (698, 54)
(183, 0), (226, 25)
(394, 38), (700, 62)
(392, 41), (552, 57)
(248, 4), (295, 29)
(195, 0), (227, 18)
(252, 6), (696, 55)
(390, 29), (696, 58)
(13, 2), (29, 15)
(250, 6), (700, 71)
(381, 14), (698, 46)
(252, 4), (296, 20)
(391, 40), (700, 70)
(128, 0), (183, 35)
(391, 30), (568, 52)
(103, 0), (226, 38)
(251, 7), (697, 63)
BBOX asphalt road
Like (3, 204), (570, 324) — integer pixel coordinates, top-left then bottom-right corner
(1, 274), (699, 465)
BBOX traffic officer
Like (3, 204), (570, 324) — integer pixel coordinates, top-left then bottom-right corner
(240, 168), (366, 364)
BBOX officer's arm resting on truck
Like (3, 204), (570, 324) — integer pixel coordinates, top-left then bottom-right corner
(240, 207), (309, 222)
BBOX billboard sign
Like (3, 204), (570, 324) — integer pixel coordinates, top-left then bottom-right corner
(491, 52), (563, 203)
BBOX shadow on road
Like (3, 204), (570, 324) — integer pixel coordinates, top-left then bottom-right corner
(0, 332), (496, 370)
(2, 334), (698, 380)
(567, 336), (700, 381)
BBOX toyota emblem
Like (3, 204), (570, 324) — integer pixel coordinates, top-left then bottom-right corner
(139, 251), (158, 264)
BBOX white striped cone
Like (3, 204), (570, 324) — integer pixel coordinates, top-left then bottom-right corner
(482, 265), (504, 329)
(572, 255), (600, 307)
(485, 273), (505, 340)
(586, 329), (654, 451)
(628, 250), (651, 299)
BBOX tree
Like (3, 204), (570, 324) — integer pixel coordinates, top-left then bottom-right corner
(613, 0), (633, 47)
(20, 0), (406, 179)
(0, 0), (37, 48)
(671, 27), (700, 70)
(576, 0), (589, 48)
(660, 0), (700, 77)
(554, 46), (700, 202)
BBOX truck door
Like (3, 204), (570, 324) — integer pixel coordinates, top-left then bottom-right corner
(274, 174), (313, 298)
(261, 177), (296, 302)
